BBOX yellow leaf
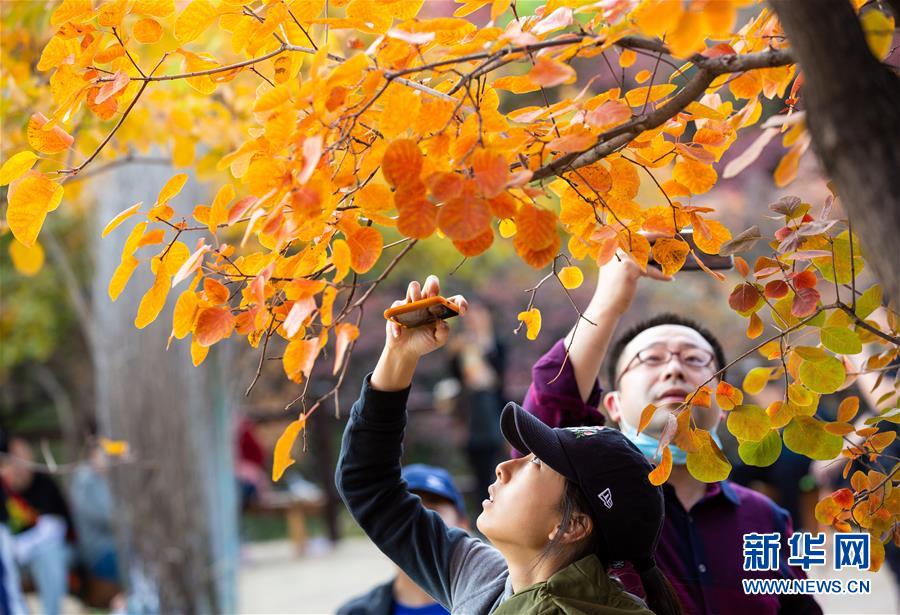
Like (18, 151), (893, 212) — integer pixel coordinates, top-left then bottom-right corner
(174, 0), (217, 43)
(667, 9), (705, 59)
(633, 0), (683, 37)
(686, 429), (732, 482)
(558, 266), (583, 289)
(51, 0), (93, 26)
(331, 238), (351, 283)
(9, 239), (45, 276)
(861, 10), (894, 60)
(172, 290), (199, 339)
(108, 256), (140, 301)
(102, 202), (142, 237)
(743, 366), (774, 395)
(172, 136), (195, 168)
(619, 49), (636, 68)
(0, 152), (39, 186)
(648, 446), (672, 486)
(518, 308), (542, 341)
(7, 172), (64, 247)
(320, 286), (337, 326)
(624, 84), (677, 107)
(208, 184), (235, 234)
(499, 218), (516, 238)
(156, 173), (188, 205)
(135, 263), (170, 329)
(122, 222), (149, 259)
(746, 312), (763, 339)
(99, 437), (129, 457)
(191, 337), (209, 365)
(272, 416), (307, 481)
(37, 35), (81, 72)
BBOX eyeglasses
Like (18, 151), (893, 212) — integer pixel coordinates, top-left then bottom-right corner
(616, 346), (716, 385)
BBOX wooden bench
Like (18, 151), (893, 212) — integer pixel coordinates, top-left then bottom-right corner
(243, 491), (326, 554)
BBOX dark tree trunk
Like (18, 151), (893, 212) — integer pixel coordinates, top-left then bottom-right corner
(769, 0), (900, 308)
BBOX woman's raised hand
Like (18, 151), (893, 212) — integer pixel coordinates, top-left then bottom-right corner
(385, 275), (468, 360)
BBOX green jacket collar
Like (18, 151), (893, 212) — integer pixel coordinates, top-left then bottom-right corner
(493, 555), (652, 615)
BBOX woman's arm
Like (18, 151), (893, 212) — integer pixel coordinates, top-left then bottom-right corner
(336, 277), (507, 609)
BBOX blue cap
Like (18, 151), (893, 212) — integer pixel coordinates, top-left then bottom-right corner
(402, 464), (466, 515)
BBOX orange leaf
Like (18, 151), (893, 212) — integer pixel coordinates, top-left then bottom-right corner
(95, 70), (129, 105)
(347, 226), (383, 273)
(134, 18), (164, 43)
(333, 323), (360, 375)
(438, 197), (492, 241)
(27, 113), (73, 154)
(672, 159), (717, 195)
(382, 139), (423, 187)
(515, 203), (557, 250)
(472, 149), (508, 198)
(283, 338), (320, 382)
(284, 296), (317, 339)
(649, 446), (672, 486)
(426, 172), (464, 202)
(638, 403), (657, 434)
(528, 56), (575, 88)
(774, 146), (802, 187)
(687, 386), (712, 408)
(585, 100), (631, 130)
(746, 312), (764, 339)
(194, 307), (234, 346)
(650, 237), (690, 276)
(715, 381), (743, 411)
(331, 239), (351, 283)
(837, 396), (860, 423)
(397, 196), (438, 239)
(203, 278), (229, 303)
(516, 233), (561, 269)
(272, 416), (307, 481)
(453, 227), (494, 257)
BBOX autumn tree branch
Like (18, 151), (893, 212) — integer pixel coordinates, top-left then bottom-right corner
(532, 46), (795, 180)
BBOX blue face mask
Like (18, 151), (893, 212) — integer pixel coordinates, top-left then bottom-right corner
(619, 413), (723, 466)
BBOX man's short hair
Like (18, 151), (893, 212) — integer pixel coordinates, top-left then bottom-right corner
(606, 313), (727, 387)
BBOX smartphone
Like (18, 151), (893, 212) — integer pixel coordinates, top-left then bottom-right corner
(651, 229), (734, 271)
(384, 296), (461, 328)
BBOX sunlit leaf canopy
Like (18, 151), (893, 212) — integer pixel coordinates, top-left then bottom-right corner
(1, 0), (898, 561)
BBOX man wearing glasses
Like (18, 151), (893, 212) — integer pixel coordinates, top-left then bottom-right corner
(519, 252), (821, 614)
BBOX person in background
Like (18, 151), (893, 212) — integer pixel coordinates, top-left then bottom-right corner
(520, 252), (821, 614)
(0, 437), (73, 615)
(338, 464), (469, 615)
(235, 415), (270, 507)
(0, 431), (28, 615)
(69, 441), (120, 585)
(446, 302), (506, 511)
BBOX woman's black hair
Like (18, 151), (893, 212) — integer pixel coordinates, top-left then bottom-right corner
(539, 480), (683, 615)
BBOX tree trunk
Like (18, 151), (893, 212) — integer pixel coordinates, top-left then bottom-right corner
(769, 0), (900, 308)
(91, 163), (239, 614)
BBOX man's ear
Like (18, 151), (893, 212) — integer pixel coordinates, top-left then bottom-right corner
(603, 391), (622, 424)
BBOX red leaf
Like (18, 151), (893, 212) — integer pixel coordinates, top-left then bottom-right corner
(792, 269), (817, 289)
(764, 279), (789, 299)
(791, 287), (821, 317)
(728, 282), (760, 312)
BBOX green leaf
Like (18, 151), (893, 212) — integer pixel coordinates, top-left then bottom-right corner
(798, 355), (845, 394)
(727, 404), (772, 441)
(686, 429), (732, 482)
(738, 430), (783, 467)
(855, 285), (882, 319)
(820, 327), (862, 355)
(812, 231), (863, 284)
(783, 416), (843, 460)
(865, 407), (900, 426)
(794, 345), (830, 361)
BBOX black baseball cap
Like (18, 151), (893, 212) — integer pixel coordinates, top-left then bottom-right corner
(500, 402), (664, 569)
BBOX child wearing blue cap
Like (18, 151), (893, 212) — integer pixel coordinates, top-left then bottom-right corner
(336, 276), (682, 615)
(338, 465), (468, 615)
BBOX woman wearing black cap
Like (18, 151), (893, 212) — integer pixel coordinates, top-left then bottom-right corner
(336, 276), (681, 615)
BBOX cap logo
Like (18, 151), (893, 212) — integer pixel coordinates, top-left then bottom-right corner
(426, 476), (445, 490)
(564, 426), (603, 438)
(598, 488), (613, 509)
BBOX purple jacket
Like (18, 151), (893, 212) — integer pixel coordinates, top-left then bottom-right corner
(521, 339), (821, 615)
